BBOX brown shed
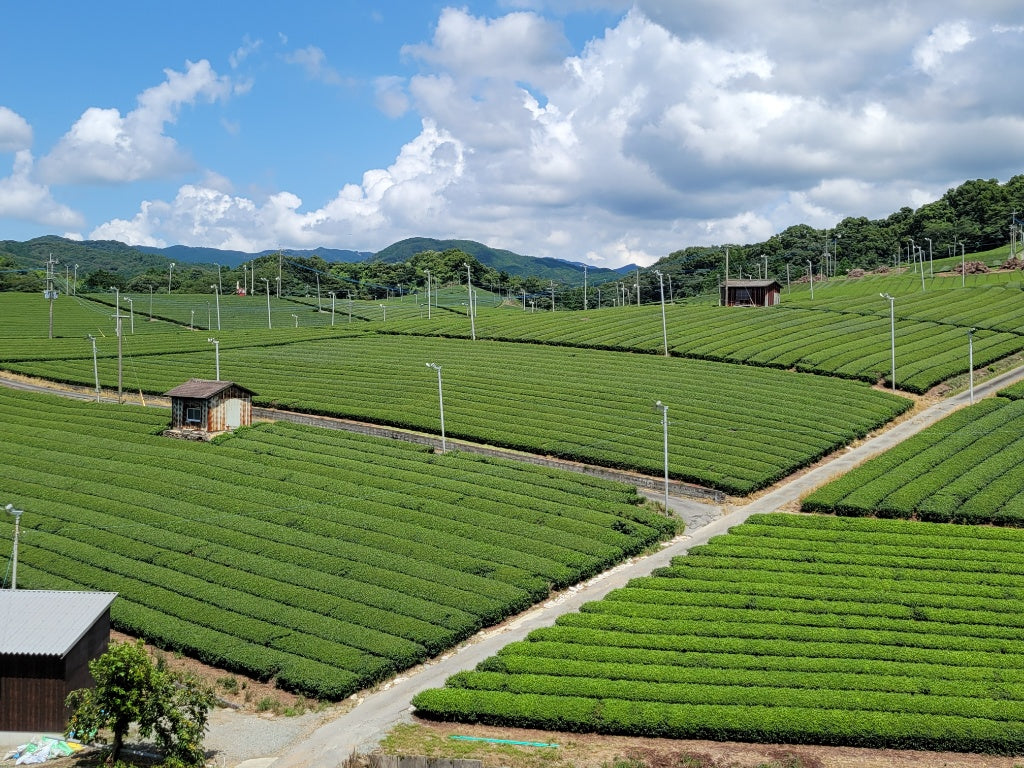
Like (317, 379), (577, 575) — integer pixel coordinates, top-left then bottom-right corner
(0, 590), (117, 732)
(720, 279), (782, 307)
(164, 379), (255, 439)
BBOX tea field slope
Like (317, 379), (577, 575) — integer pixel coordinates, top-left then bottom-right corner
(0, 386), (677, 699)
(0, 333), (910, 495)
(802, 394), (1024, 524)
(382, 284), (1024, 393)
(412, 513), (1024, 755)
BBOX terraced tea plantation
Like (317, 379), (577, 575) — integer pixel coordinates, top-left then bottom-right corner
(412, 513), (1024, 754)
(803, 394), (1024, 523)
(0, 333), (909, 494)
(383, 288), (1024, 393)
(0, 387), (677, 698)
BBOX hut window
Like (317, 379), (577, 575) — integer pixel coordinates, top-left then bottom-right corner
(186, 406), (202, 424)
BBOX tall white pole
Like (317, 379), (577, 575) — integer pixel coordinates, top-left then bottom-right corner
(968, 327), (975, 405)
(655, 402), (669, 512)
(216, 263), (222, 295)
(211, 285), (221, 330)
(263, 278), (272, 329)
(5, 504), (23, 590)
(807, 260), (814, 300)
(168, 262), (175, 294)
(881, 293), (895, 392)
(88, 334), (100, 402)
(925, 238), (933, 278)
(208, 338), (220, 381)
(113, 287), (123, 404)
(722, 248), (729, 306)
(426, 363), (446, 453)
(465, 264), (476, 339)
(583, 265), (588, 310)
(330, 292), (336, 327)
(654, 269), (668, 356)
(961, 242), (966, 288)
(126, 298), (134, 334)
(425, 269), (432, 319)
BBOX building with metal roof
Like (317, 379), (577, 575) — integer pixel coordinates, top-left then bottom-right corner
(0, 590), (116, 731)
(164, 378), (255, 439)
(720, 279), (782, 307)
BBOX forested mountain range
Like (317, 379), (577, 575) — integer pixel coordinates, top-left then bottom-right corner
(2, 175), (1022, 299)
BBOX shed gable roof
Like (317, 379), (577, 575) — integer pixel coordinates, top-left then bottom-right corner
(725, 279), (782, 289)
(164, 379), (255, 399)
(0, 590), (117, 657)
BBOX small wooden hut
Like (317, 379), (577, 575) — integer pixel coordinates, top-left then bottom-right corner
(0, 590), (117, 731)
(720, 279), (782, 307)
(164, 379), (254, 439)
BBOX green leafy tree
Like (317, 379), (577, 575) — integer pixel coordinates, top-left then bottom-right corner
(66, 640), (215, 766)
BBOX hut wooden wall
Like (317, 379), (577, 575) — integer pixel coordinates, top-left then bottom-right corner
(0, 613), (110, 731)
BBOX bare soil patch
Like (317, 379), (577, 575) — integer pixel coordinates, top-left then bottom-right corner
(379, 720), (1023, 768)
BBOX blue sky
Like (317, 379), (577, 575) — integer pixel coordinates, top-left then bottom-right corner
(1, 1), (1022, 267)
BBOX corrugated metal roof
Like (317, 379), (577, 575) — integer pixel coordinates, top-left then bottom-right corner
(724, 279), (781, 288)
(0, 590), (117, 657)
(164, 379), (254, 398)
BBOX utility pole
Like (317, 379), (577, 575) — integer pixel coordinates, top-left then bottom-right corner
(263, 278), (272, 329)
(635, 267), (641, 307)
(655, 401), (670, 513)
(723, 248), (729, 306)
(45, 252), (58, 339)
(5, 504), (23, 590)
(425, 269), (432, 319)
(654, 270), (668, 356)
(550, 281), (556, 311)
(87, 334), (100, 402)
(583, 265), (588, 310)
(112, 287), (124, 404)
(464, 263), (476, 339)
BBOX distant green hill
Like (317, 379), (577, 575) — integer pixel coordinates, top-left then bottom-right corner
(0, 236), (169, 281)
(137, 244), (371, 267)
(374, 237), (632, 284)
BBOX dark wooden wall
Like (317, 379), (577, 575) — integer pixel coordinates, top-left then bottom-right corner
(0, 612), (110, 732)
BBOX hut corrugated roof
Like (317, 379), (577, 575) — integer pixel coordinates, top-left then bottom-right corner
(0, 590), (117, 657)
(724, 279), (782, 289)
(164, 379), (254, 398)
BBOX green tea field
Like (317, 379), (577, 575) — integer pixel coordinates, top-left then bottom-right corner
(412, 513), (1024, 755)
(0, 386), (677, 699)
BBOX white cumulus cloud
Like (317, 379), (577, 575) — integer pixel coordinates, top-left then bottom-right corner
(92, 119), (465, 250)
(914, 20), (974, 74)
(0, 151), (84, 227)
(0, 107), (32, 152)
(38, 59), (232, 184)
